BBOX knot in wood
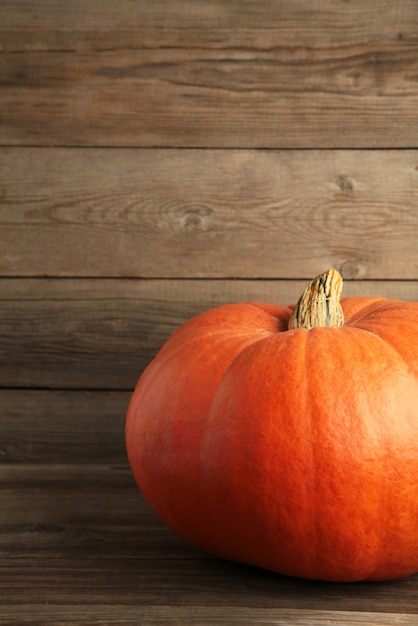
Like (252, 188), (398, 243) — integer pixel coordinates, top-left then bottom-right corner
(183, 212), (203, 231)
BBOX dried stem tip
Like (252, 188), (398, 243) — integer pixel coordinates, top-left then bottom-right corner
(288, 269), (344, 330)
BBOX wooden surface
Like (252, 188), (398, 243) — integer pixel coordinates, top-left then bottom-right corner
(1, 391), (418, 625)
(2, 1), (418, 147)
(2, 148), (418, 280)
(2, 1), (418, 624)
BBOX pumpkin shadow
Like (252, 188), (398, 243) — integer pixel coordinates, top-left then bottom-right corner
(161, 553), (417, 612)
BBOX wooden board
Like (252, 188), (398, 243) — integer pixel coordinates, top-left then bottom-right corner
(2, 0), (418, 52)
(2, 148), (418, 279)
(0, 390), (129, 464)
(2, 278), (418, 390)
(1, 2), (418, 147)
(1, 606), (418, 626)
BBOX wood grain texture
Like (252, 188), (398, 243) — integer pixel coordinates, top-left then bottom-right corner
(2, 148), (418, 279)
(0, 464), (155, 535)
(0, 390), (129, 464)
(0, 606), (417, 626)
(2, 277), (418, 390)
(0, 462), (417, 616)
(2, 553), (417, 610)
(1, 2), (418, 147)
(2, 0), (417, 52)
(2, 3), (418, 622)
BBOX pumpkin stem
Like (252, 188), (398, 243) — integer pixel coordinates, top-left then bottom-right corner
(288, 269), (344, 330)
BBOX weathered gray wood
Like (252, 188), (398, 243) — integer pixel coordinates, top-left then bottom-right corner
(0, 605), (416, 626)
(1, 48), (417, 149)
(2, 550), (416, 609)
(1, 1), (418, 147)
(2, 148), (418, 279)
(0, 463), (196, 560)
(2, 277), (418, 390)
(0, 463), (157, 535)
(0, 390), (129, 464)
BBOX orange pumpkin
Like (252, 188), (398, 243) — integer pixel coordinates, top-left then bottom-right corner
(125, 269), (418, 582)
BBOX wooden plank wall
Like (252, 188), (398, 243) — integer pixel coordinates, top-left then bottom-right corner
(2, 0), (418, 455)
(2, 1), (418, 621)
(2, 1), (418, 401)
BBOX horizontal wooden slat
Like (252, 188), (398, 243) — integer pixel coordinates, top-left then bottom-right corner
(2, 148), (418, 279)
(1, 48), (417, 150)
(2, 278), (418, 390)
(0, 606), (417, 626)
(0, 464), (157, 534)
(2, 0), (417, 52)
(1, 1), (418, 147)
(1, 554), (416, 611)
(0, 390), (129, 464)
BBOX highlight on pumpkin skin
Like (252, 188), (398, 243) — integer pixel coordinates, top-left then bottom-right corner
(288, 268), (344, 330)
